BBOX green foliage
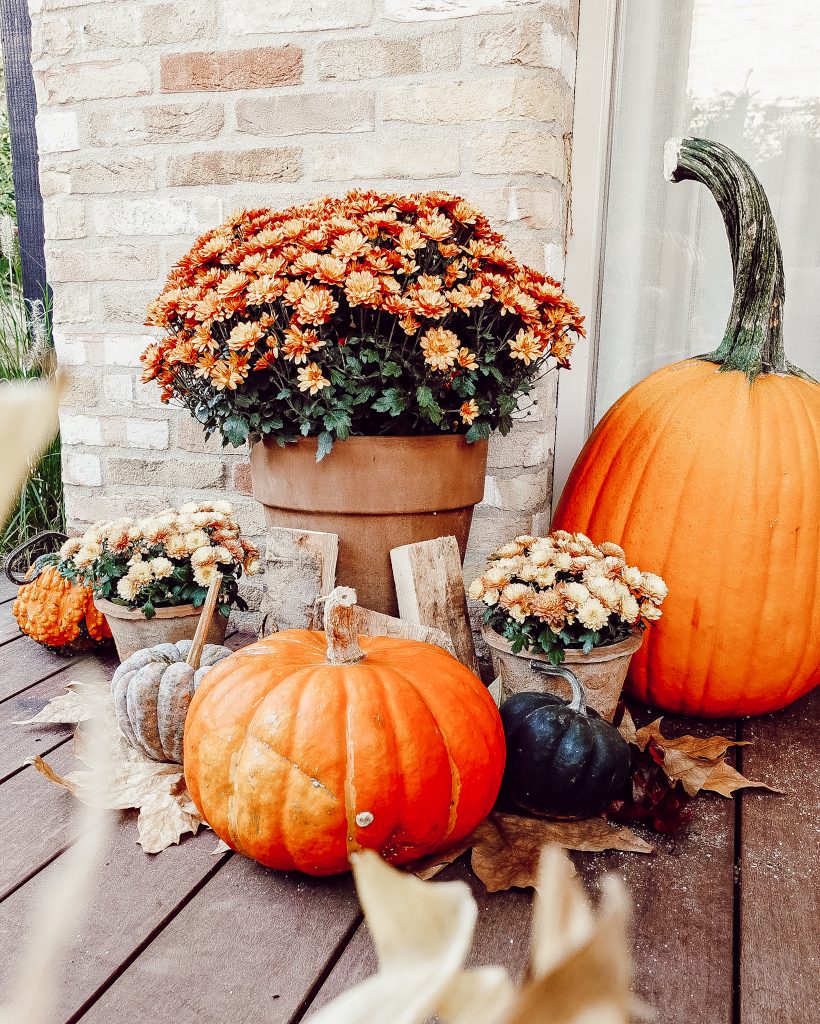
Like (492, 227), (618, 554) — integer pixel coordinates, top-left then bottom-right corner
(483, 605), (636, 664)
(0, 114), (65, 554)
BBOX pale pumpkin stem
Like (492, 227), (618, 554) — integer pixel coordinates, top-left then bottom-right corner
(665, 137), (812, 382)
(530, 662), (586, 715)
(324, 586), (366, 665)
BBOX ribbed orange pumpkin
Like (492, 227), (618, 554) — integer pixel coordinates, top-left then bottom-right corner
(553, 138), (820, 718)
(184, 587), (505, 875)
(13, 561), (111, 651)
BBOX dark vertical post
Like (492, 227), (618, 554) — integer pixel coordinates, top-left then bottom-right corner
(0, 0), (47, 305)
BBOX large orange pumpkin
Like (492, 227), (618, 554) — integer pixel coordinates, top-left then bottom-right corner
(13, 558), (111, 652)
(184, 587), (505, 875)
(553, 138), (820, 717)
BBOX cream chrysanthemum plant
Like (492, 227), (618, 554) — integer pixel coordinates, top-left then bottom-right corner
(57, 501), (260, 619)
(470, 531), (667, 665)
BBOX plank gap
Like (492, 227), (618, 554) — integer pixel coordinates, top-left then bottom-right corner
(287, 913), (364, 1024)
(67, 851), (234, 1024)
(0, 654), (91, 707)
(0, 839), (74, 905)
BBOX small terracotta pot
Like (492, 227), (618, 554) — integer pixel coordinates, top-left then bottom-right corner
(249, 435), (488, 615)
(94, 597), (229, 662)
(483, 626), (642, 721)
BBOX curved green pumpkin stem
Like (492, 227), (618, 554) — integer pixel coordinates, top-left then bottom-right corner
(664, 136), (812, 382)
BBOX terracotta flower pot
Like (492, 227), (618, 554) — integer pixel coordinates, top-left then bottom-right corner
(94, 597), (229, 662)
(249, 435), (488, 615)
(483, 625), (643, 721)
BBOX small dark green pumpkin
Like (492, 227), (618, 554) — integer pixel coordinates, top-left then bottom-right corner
(500, 666), (631, 819)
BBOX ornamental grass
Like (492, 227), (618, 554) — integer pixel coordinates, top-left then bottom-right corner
(142, 190), (584, 458)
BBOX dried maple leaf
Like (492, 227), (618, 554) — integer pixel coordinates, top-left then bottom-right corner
(409, 841), (472, 881)
(14, 680), (108, 726)
(27, 684), (205, 853)
(470, 812), (652, 893)
(607, 739), (695, 835)
(633, 718), (778, 798)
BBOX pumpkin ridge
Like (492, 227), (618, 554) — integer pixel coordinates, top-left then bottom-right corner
(786, 384), (820, 698)
(665, 378), (754, 713)
(387, 662), (461, 845)
(580, 379), (685, 539)
(766, 381), (814, 707)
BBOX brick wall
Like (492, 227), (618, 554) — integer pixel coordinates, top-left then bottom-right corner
(32, 0), (579, 625)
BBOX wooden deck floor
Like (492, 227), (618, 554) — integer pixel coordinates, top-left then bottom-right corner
(0, 579), (817, 1024)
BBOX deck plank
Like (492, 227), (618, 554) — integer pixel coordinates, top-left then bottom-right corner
(307, 714), (737, 1023)
(0, 576), (18, 604)
(0, 743), (80, 901)
(739, 687), (820, 1024)
(0, 601), (22, 645)
(0, 637), (92, 703)
(0, 654), (118, 782)
(78, 854), (362, 1024)
(0, 816), (228, 1024)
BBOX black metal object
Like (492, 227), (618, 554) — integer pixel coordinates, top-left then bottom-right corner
(0, 0), (48, 305)
(4, 530), (67, 584)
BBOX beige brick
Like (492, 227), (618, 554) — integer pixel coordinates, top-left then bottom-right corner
(43, 198), (86, 240)
(47, 244), (158, 283)
(39, 169), (71, 197)
(64, 489), (169, 525)
(31, 15), (76, 60)
(542, 22), (577, 84)
(103, 335), (153, 367)
(161, 45), (302, 93)
(93, 197), (221, 237)
(107, 456), (224, 489)
(470, 130), (565, 177)
(66, 155), (156, 195)
(464, 505), (534, 580)
(134, 377), (169, 409)
(236, 92), (374, 137)
(385, 0), (557, 19)
(221, 0), (371, 34)
(53, 286), (92, 324)
(141, 1), (217, 43)
(98, 283), (157, 322)
(316, 30), (460, 81)
(104, 372), (134, 405)
(174, 416), (225, 455)
(74, 5), (138, 48)
(60, 413), (103, 446)
(62, 369), (99, 406)
(64, 450), (102, 487)
(87, 101), (224, 148)
(37, 59), (151, 104)
(488, 428), (552, 470)
(36, 110), (79, 154)
(53, 332), (87, 365)
(168, 148), (301, 186)
(466, 186), (562, 232)
(126, 418), (170, 450)
(476, 19), (544, 67)
(383, 77), (568, 124)
(313, 136), (459, 181)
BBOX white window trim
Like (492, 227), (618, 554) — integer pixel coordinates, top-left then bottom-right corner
(552, 0), (622, 513)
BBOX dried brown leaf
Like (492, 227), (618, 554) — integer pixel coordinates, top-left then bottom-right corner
(701, 760), (782, 798)
(470, 813), (652, 893)
(410, 841), (472, 881)
(137, 787), (202, 854)
(617, 705), (638, 745)
(14, 681), (108, 726)
(29, 685), (206, 854)
(632, 718), (778, 799)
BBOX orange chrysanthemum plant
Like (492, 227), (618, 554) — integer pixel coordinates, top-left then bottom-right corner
(142, 190), (585, 458)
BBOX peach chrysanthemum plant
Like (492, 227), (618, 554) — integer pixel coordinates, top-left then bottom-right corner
(470, 531), (668, 665)
(56, 502), (260, 620)
(141, 190), (585, 459)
